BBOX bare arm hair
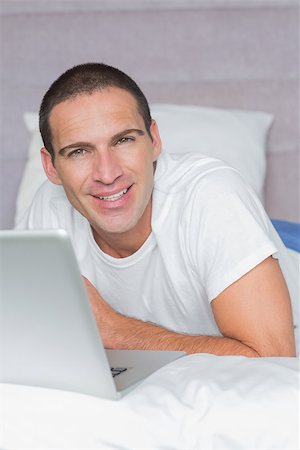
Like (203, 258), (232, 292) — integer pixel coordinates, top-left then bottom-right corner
(84, 257), (296, 357)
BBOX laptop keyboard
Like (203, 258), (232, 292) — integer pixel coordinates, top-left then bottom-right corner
(111, 367), (128, 378)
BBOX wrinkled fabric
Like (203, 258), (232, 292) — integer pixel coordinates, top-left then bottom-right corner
(1, 354), (298, 450)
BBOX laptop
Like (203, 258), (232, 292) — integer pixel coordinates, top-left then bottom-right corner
(0, 229), (185, 400)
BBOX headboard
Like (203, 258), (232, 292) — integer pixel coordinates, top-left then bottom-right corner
(1, 0), (299, 229)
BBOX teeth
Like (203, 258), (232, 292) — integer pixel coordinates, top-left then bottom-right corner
(97, 189), (128, 201)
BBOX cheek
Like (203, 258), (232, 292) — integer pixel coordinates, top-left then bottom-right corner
(55, 162), (89, 191)
(133, 150), (155, 178)
(139, 162), (155, 200)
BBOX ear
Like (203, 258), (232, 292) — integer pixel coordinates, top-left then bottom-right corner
(149, 119), (162, 161)
(40, 147), (62, 185)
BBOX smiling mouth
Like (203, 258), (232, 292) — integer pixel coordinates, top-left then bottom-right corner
(95, 188), (129, 201)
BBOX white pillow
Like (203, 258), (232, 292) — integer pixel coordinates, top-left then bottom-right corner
(16, 113), (47, 226)
(151, 104), (272, 200)
(15, 106), (273, 225)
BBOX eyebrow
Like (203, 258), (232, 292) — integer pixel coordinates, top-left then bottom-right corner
(58, 128), (145, 156)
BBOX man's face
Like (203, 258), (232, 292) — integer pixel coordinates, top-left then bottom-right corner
(41, 88), (161, 243)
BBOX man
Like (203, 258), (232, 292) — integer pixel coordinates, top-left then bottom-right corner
(18, 63), (296, 357)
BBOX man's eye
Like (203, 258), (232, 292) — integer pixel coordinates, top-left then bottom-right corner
(68, 148), (86, 158)
(116, 136), (134, 145)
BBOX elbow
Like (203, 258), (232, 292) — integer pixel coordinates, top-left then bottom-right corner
(259, 348), (297, 358)
(249, 340), (297, 358)
(242, 333), (297, 358)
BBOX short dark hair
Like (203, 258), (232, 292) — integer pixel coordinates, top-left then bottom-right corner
(39, 63), (152, 162)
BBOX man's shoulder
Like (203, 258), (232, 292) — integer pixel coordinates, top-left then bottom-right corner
(15, 180), (75, 230)
(153, 151), (263, 228)
(35, 179), (66, 199)
(30, 179), (72, 211)
(154, 151), (241, 194)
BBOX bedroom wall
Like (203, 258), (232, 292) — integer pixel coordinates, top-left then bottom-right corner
(0, 0), (299, 228)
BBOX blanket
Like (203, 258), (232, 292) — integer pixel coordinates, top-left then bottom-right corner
(1, 354), (298, 450)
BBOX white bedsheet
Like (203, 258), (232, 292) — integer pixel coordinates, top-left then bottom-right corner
(1, 354), (299, 450)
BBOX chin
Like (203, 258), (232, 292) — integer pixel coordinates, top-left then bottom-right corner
(88, 202), (149, 236)
(93, 217), (138, 235)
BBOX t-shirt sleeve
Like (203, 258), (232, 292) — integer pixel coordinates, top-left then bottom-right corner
(182, 167), (278, 302)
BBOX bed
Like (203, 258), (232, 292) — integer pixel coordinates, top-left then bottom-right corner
(1, 1), (299, 449)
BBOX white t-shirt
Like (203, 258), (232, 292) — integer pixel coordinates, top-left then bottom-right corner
(16, 152), (298, 336)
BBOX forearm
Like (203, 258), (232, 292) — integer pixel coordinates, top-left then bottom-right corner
(105, 313), (260, 357)
(83, 273), (295, 358)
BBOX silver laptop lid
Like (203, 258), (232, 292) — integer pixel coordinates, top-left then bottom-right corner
(0, 229), (117, 399)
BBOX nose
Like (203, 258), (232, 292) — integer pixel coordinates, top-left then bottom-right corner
(91, 149), (123, 185)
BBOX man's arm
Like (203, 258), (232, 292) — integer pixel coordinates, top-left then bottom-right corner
(83, 257), (296, 357)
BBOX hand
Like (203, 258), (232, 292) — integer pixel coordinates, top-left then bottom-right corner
(82, 276), (123, 349)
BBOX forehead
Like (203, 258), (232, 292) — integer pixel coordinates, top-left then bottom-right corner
(49, 87), (142, 133)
